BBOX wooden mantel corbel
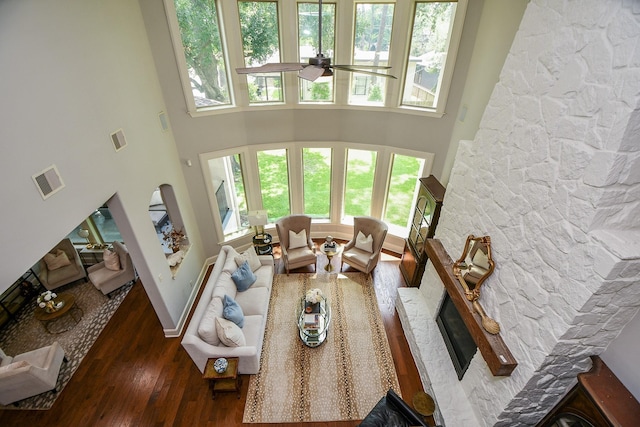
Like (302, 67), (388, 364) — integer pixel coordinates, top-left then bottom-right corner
(426, 239), (517, 376)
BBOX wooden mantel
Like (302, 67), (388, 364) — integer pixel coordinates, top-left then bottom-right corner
(426, 239), (517, 376)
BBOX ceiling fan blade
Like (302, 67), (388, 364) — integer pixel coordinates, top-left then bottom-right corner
(332, 65), (397, 79)
(236, 63), (305, 74)
(298, 65), (325, 82)
(332, 65), (392, 69)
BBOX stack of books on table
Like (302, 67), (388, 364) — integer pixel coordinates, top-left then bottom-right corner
(304, 314), (320, 330)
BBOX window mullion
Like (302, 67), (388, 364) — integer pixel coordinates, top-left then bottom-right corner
(333, 0), (353, 106)
(371, 147), (392, 218)
(219, 1), (245, 107)
(244, 147), (263, 210)
(288, 144), (304, 214)
(386, 0), (413, 109)
(331, 146), (346, 222)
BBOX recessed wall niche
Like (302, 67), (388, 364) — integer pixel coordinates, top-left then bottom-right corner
(149, 184), (189, 271)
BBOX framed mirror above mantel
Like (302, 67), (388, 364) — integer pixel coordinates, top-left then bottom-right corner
(426, 239), (517, 376)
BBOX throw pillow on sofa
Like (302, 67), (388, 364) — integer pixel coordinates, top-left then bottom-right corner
(43, 249), (71, 270)
(197, 297), (224, 345)
(231, 261), (257, 291)
(215, 317), (246, 347)
(223, 294), (244, 328)
(103, 248), (121, 271)
(234, 247), (261, 272)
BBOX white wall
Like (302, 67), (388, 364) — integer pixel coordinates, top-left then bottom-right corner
(0, 0), (205, 333)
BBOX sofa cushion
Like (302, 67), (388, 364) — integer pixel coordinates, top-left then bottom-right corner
(197, 297), (224, 345)
(43, 249), (71, 270)
(289, 229), (308, 249)
(103, 249), (121, 271)
(212, 272), (238, 301)
(235, 248), (261, 272)
(223, 295), (244, 328)
(355, 231), (374, 253)
(241, 315), (264, 347)
(215, 317), (246, 347)
(235, 287), (269, 316)
(251, 266), (273, 290)
(231, 261), (257, 291)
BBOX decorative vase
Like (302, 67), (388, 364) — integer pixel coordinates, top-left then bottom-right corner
(44, 301), (57, 313)
(214, 358), (228, 373)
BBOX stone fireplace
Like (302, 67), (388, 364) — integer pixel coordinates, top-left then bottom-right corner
(396, 1), (640, 426)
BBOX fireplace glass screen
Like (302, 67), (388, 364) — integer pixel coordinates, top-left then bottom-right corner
(436, 293), (477, 380)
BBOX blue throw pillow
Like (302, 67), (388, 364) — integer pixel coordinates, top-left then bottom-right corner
(223, 294), (244, 328)
(231, 260), (257, 291)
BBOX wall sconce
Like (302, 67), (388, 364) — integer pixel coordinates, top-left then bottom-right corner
(247, 210), (268, 237)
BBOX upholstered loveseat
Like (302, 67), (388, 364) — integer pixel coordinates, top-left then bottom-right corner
(181, 245), (274, 375)
(0, 342), (66, 405)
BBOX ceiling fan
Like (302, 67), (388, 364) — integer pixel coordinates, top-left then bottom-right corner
(236, 0), (396, 82)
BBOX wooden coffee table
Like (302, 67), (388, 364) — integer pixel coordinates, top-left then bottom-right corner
(203, 357), (241, 399)
(34, 294), (83, 334)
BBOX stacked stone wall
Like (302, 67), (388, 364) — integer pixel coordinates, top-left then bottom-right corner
(432, 1), (640, 425)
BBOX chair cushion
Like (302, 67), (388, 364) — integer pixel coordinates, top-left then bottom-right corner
(43, 249), (71, 270)
(231, 261), (257, 291)
(235, 248), (261, 272)
(343, 247), (371, 269)
(355, 231), (374, 253)
(289, 229), (308, 249)
(215, 317), (246, 347)
(197, 297), (224, 345)
(223, 294), (244, 328)
(103, 249), (121, 271)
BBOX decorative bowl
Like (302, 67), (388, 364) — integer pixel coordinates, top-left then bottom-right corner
(214, 358), (228, 373)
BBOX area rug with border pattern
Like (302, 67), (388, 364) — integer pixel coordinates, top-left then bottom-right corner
(243, 272), (401, 423)
(0, 279), (132, 410)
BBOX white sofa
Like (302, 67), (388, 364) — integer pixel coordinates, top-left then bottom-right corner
(182, 245), (274, 374)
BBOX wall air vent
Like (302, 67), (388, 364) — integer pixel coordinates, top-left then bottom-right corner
(111, 129), (127, 152)
(32, 165), (65, 200)
(159, 111), (170, 132)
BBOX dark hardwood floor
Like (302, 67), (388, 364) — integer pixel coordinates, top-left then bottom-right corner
(0, 242), (425, 427)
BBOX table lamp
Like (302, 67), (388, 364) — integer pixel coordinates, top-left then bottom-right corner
(77, 228), (92, 248)
(247, 210), (268, 237)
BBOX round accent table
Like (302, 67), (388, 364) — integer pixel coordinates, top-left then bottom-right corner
(34, 294), (83, 334)
(318, 244), (343, 271)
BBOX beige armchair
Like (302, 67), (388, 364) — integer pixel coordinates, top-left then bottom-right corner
(275, 215), (316, 275)
(341, 216), (388, 275)
(38, 238), (87, 290)
(87, 241), (136, 296)
(0, 342), (66, 405)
